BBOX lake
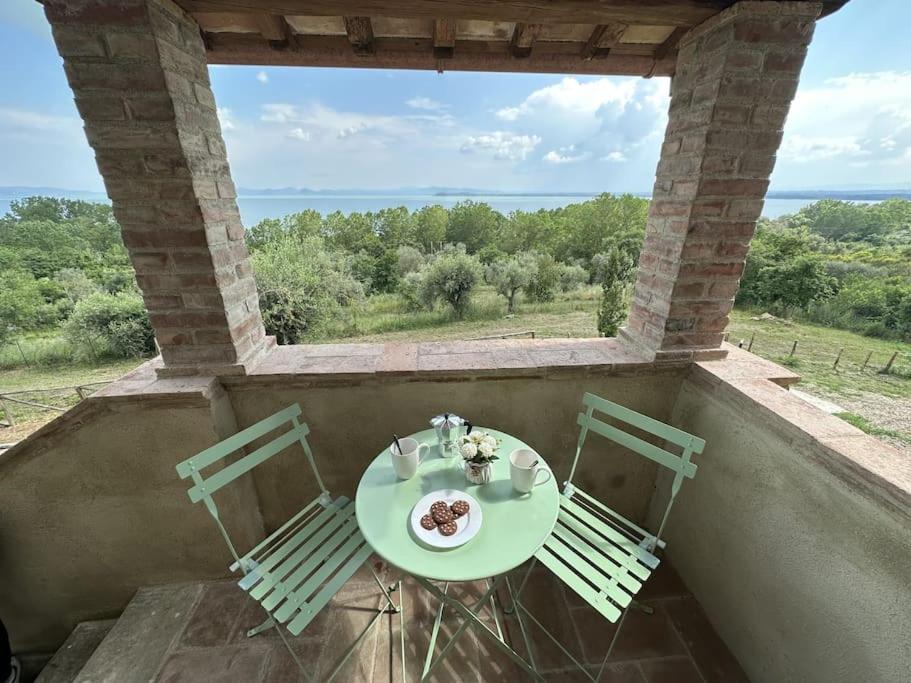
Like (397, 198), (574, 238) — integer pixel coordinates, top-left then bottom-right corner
(0, 194), (879, 226)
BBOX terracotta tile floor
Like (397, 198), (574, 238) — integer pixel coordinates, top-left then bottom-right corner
(155, 558), (748, 682)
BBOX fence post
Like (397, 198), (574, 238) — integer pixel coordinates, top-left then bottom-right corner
(747, 332), (755, 352)
(832, 348), (843, 370)
(789, 340), (798, 357)
(862, 351), (873, 370)
(0, 397), (13, 427)
(879, 351), (898, 375)
(75, 386), (87, 400)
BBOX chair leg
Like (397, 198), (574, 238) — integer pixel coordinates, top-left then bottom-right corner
(629, 599), (654, 615)
(246, 616), (276, 638)
(593, 605), (630, 683)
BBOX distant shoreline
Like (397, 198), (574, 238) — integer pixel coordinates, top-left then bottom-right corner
(2, 187), (910, 202)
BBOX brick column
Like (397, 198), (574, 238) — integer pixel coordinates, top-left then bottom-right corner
(621, 1), (821, 362)
(44, 0), (270, 376)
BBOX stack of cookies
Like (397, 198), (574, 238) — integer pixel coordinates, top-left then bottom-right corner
(420, 499), (470, 537)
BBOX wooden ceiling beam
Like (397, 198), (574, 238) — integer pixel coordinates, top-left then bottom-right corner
(646, 25), (687, 76)
(203, 33), (678, 76)
(509, 23), (542, 59)
(581, 23), (627, 60)
(254, 13), (295, 49)
(177, 1), (731, 27)
(433, 19), (456, 59)
(343, 16), (374, 55)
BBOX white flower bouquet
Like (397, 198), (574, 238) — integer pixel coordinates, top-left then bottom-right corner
(458, 430), (500, 466)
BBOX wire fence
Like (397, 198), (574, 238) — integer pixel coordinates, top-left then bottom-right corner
(726, 331), (905, 375)
(0, 380), (113, 429)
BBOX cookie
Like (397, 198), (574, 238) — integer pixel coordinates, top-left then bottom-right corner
(430, 501), (449, 517)
(450, 500), (470, 518)
(420, 514), (437, 530)
(439, 521), (458, 536)
(432, 507), (454, 524)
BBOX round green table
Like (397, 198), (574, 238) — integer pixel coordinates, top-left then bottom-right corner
(355, 427), (560, 582)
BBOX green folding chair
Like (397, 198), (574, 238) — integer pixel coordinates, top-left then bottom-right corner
(505, 392), (705, 681)
(175, 403), (400, 682)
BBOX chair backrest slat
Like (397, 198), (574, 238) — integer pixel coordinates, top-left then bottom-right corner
(576, 413), (697, 479)
(186, 425), (306, 503)
(176, 403), (302, 478)
(582, 392), (705, 454)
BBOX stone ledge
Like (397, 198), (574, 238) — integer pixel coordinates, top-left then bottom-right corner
(691, 351), (911, 521)
(228, 336), (666, 385)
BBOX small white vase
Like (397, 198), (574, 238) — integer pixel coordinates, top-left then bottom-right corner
(464, 461), (492, 485)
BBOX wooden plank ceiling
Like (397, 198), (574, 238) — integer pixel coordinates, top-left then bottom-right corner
(175, 1), (849, 76)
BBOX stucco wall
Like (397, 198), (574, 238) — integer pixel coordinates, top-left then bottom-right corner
(0, 367), (683, 654)
(226, 372), (683, 533)
(0, 383), (264, 652)
(665, 373), (911, 682)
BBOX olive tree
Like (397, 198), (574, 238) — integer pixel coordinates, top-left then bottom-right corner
(421, 250), (481, 318)
(486, 254), (535, 313)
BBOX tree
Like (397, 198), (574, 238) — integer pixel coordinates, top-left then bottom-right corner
(524, 253), (561, 302)
(421, 249), (481, 318)
(56, 268), (101, 303)
(413, 205), (448, 251)
(0, 269), (45, 347)
(446, 201), (505, 254)
(597, 248), (635, 337)
(252, 235), (364, 343)
(487, 255), (535, 313)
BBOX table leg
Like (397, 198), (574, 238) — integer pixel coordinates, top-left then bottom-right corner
(414, 576), (544, 682)
(422, 582), (448, 678)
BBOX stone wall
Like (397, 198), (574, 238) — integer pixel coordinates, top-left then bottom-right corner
(43, 0), (269, 376)
(623, 1), (822, 360)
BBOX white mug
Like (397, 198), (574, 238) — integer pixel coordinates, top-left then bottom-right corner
(390, 437), (430, 480)
(509, 448), (552, 494)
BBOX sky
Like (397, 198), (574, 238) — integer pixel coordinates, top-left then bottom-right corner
(1, 0), (910, 193)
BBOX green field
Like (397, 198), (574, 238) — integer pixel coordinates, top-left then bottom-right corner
(2, 287), (909, 449)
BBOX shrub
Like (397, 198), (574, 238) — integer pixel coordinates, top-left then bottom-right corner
(56, 267), (101, 302)
(396, 245), (425, 276)
(524, 253), (561, 302)
(398, 270), (428, 312)
(559, 263), (589, 292)
(421, 250), (481, 318)
(596, 248), (633, 337)
(0, 269), (45, 346)
(64, 292), (155, 359)
(253, 235), (364, 344)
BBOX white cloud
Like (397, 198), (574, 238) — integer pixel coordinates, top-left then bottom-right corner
(260, 103), (297, 123)
(461, 132), (541, 161)
(406, 96), (444, 110)
(287, 128), (310, 141)
(778, 72), (911, 171)
(256, 71), (269, 84)
(216, 107), (236, 131)
(496, 77), (640, 121)
(543, 145), (591, 164)
(492, 76), (668, 174)
(0, 107), (79, 132)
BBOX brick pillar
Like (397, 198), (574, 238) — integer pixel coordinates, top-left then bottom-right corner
(621, 1), (821, 362)
(44, 0), (270, 376)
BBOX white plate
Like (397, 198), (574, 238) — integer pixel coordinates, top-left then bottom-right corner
(410, 489), (482, 550)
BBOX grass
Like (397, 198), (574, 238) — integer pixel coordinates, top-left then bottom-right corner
(323, 285), (602, 343)
(0, 355), (141, 444)
(835, 411), (911, 446)
(726, 309), (911, 400)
